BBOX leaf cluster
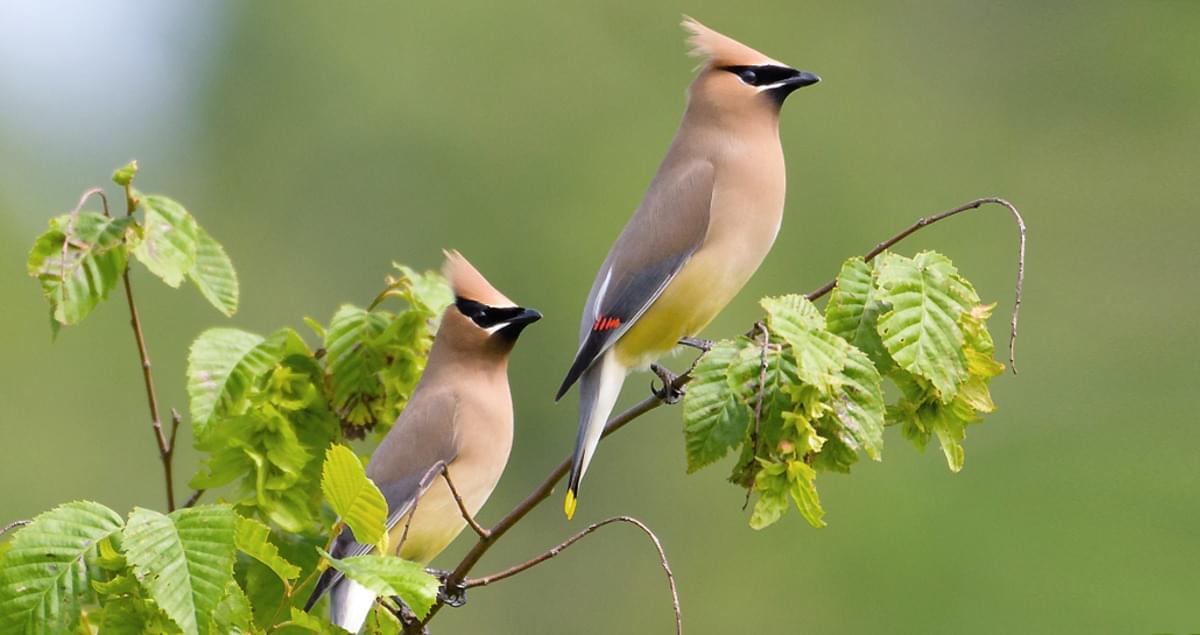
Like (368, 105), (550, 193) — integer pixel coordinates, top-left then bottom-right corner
(0, 446), (439, 633)
(683, 252), (1004, 529)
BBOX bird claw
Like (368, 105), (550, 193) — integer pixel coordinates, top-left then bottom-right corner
(430, 569), (468, 608)
(650, 364), (685, 404)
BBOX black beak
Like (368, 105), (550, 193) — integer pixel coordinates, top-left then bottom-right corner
(787, 70), (821, 88)
(509, 307), (543, 326)
(496, 307), (542, 340)
(768, 70), (821, 105)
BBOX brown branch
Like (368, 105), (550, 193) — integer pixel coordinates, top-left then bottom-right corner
(183, 489), (205, 508)
(115, 183), (176, 511)
(805, 197), (1026, 373)
(742, 322), (771, 510)
(464, 515), (682, 634)
(418, 370), (692, 626)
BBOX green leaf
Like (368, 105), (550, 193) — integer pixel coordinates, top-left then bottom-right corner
(121, 505), (237, 635)
(234, 515), (300, 585)
(187, 328), (305, 436)
(749, 461), (788, 530)
(762, 295), (849, 394)
(189, 225), (239, 317)
(318, 550), (439, 620)
(829, 346), (885, 461)
(682, 340), (751, 472)
(389, 264), (453, 316)
(786, 459), (825, 528)
(0, 501), (124, 634)
(289, 606), (350, 633)
(875, 251), (971, 402)
(321, 445), (389, 552)
(112, 160), (138, 186)
(27, 212), (135, 326)
(209, 580), (253, 634)
(324, 305), (390, 431)
(825, 257), (893, 372)
(366, 603), (403, 634)
(132, 194), (199, 288)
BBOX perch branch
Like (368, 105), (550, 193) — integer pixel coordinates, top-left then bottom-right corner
(805, 196), (1026, 373)
(464, 515), (682, 635)
(417, 369), (693, 626)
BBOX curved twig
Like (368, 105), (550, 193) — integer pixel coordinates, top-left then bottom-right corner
(806, 197), (1026, 373)
(1, 520), (31, 537)
(464, 515), (682, 634)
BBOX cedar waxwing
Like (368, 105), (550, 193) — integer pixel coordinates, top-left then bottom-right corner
(306, 251), (541, 632)
(556, 18), (819, 519)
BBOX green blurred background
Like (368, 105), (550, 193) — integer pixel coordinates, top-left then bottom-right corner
(2, 2), (1198, 633)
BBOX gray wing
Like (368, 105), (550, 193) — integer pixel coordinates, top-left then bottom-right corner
(556, 159), (715, 399)
(304, 390), (459, 609)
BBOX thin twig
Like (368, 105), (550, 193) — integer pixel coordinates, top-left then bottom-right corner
(397, 485), (421, 553)
(464, 515), (682, 635)
(441, 465), (490, 539)
(71, 187), (110, 218)
(113, 184), (175, 511)
(1, 520), (31, 537)
(806, 197), (1025, 373)
(184, 490), (205, 508)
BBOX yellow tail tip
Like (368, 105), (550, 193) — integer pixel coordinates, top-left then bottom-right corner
(564, 490), (577, 520)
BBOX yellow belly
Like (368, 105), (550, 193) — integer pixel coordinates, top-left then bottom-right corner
(385, 472), (491, 565)
(613, 243), (758, 368)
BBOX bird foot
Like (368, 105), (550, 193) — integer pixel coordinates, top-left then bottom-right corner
(650, 364), (685, 404)
(430, 569), (468, 608)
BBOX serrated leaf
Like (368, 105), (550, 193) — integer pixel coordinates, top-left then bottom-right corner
(189, 225), (239, 317)
(209, 580), (253, 634)
(132, 194), (198, 288)
(324, 305), (390, 430)
(787, 459), (825, 528)
(762, 294), (848, 394)
(830, 346), (885, 460)
(321, 445), (389, 552)
(390, 264), (453, 316)
(366, 603), (403, 634)
(826, 257), (894, 373)
(234, 515), (300, 585)
(187, 328), (306, 436)
(875, 252), (970, 402)
(318, 550), (439, 620)
(0, 501), (124, 634)
(749, 462), (788, 530)
(122, 505), (236, 635)
(27, 212), (135, 326)
(681, 340), (751, 472)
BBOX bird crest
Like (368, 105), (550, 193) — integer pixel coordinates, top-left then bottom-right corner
(443, 250), (515, 307)
(681, 16), (783, 68)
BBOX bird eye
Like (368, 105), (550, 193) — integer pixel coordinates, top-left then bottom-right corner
(738, 69), (758, 85)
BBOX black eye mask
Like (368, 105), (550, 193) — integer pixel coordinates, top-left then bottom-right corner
(721, 64), (800, 87)
(455, 297), (527, 329)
